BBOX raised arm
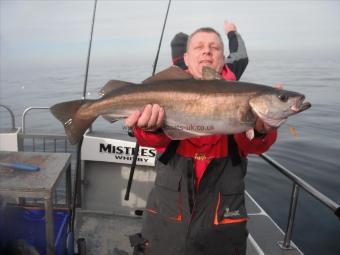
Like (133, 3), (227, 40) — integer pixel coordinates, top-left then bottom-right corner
(224, 21), (249, 80)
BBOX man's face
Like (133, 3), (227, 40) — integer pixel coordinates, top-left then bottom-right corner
(184, 31), (225, 78)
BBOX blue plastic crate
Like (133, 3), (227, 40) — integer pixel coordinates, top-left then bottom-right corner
(1, 205), (69, 255)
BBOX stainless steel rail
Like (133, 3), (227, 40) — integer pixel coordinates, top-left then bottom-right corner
(21, 106), (50, 133)
(260, 153), (340, 250)
(0, 104), (16, 130)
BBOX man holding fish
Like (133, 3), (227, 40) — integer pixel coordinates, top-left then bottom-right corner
(50, 21), (311, 255)
(126, 23), (275, 255)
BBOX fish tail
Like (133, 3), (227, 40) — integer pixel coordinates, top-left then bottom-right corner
(50, 99), (96, 144)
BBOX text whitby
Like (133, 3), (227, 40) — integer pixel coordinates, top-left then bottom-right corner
(99, 143), (156, 163)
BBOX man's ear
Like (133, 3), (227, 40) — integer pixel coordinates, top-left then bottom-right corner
(183, 52), (189, 66)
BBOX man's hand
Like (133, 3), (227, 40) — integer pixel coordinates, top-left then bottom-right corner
(224, 21), (237, 34)
(125, 104), (165, 132)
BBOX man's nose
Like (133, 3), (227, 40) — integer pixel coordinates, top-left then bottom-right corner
(202, 45), (212, 55)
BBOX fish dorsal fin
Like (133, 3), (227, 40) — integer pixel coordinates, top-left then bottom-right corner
(202, 66), (221, 80)
(143, 65), (192, 84)
(98, 80), (131, 97)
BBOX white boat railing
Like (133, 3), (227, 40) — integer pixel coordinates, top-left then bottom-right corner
(0, 104), (16, 130)
(259, 153), (340, 249)
(21, 106), (50, 134)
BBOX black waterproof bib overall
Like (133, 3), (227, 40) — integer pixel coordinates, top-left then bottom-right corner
(133, 144), (249, 255)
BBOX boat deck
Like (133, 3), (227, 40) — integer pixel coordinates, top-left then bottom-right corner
(75, 191), (302, 255)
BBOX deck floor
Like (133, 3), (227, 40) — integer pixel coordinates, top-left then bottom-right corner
(75, 192), (303, 255)
(75, 212), (141, 255)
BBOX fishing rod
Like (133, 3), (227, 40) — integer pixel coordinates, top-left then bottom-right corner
(82, 0), (98, 99)
(68, 0), (98, 254)
(152, 0), (172, 76)
(124, 0), (172, 201)
(69, 137), (83, 235)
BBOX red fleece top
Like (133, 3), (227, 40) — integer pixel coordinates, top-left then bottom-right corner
(134, 65), (277, 188)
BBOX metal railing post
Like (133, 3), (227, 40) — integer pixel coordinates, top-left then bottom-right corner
(260, 153), (340, 251)
(279, 183), (300, 249)
(260, 153), (339, 213)
(0, 104), (16, 130)
(22, 106), (49, 133)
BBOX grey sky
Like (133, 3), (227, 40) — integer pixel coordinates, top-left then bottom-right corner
(1, 0), (340, 72)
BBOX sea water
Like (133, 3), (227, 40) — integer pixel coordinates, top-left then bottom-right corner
(1, 50), (339, 255)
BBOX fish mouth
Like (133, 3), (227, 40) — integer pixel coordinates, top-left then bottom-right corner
(291, 96), (312, 113)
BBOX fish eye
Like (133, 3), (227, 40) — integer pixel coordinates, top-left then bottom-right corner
(278, 94), (289, 102)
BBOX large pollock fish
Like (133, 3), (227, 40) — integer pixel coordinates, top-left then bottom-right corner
(50, 66), (311, 144)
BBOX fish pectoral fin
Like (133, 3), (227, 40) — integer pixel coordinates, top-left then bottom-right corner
(202, 66), (222, 80)
(163, 125), (206, 140)
(101, 114), (120, 123)
(238, 108), (256, 124)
